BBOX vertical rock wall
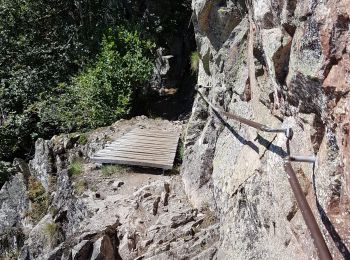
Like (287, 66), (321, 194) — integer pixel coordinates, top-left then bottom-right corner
(182, 0), (350, 259)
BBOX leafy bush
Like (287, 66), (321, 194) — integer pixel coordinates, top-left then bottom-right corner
(0, 162), (15, 188)
(0, 0), (192, 182)
(37, 27), (154, 132)
(68, 160), (83, 177)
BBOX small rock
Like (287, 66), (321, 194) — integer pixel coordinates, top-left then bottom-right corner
(133, 201), (139, 210)
(153, 196), (161, 215)
(95, 163), (102, 170)
(95, 192), (105, 200)
(143, 192), (152, 199)
(141, 239), (153, 248)
(164, 243), (171, 251)
(71, 240), (92, 260)
(161, 192), (169, 206)
(112, 181), (124, 190)
(164, 182), (170, 193)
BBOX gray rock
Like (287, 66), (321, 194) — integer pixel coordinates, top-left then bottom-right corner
(71, 240), (92, 260)
(112, 181), (124, 191)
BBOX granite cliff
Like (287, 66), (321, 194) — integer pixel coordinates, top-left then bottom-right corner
(182, 0), (349, 259)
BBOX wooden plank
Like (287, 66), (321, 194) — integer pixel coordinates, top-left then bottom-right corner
(96, 147), (176, 153)
(117, 135), (179, 141)
(106, 139), (178, 145)
(126, 132), (179, 139)
(95, 149), (175, 156)
(119, 136), (179, 142)
(105, 143), (177, 150)
(95, 151), (175, 160)
(109, 141), (178, 147)
(91, 127), (179, 170)
(91, 157), (173, 170)
(130, 129), (179, 136)
(91, 155), (173, 165)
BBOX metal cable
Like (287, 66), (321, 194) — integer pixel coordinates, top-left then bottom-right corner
(196, 87), (332, 259)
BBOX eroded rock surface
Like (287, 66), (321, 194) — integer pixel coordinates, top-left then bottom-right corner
(0, 117), (219, 260)
(183, 0), (350, 259)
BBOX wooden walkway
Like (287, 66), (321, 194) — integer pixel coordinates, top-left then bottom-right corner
(91, 128), (180, 170)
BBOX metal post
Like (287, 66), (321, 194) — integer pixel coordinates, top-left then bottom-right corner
(284, 159), (332, 260)
(289, 155), (316, 163)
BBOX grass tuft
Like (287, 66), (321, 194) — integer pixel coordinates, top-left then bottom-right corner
(74, 179), (88, 195)
(102, 164), (125, 176)
(68, 160), (83, 177)
(43, 222), (59, 247)
(43, 222), (57, 237)
(190, 51), (200, 74)
(78, 133), (88, 145)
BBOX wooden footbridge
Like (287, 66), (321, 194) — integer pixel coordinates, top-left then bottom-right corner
(91, 128), (180, 170)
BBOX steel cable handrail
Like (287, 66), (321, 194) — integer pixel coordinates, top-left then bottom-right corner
(196, 87), (332, 260)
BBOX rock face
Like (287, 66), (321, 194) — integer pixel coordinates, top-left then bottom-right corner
(182, 0), (350, 259)
(0, 117), (219, 259)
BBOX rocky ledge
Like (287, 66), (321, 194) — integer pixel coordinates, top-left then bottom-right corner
(0, 117), (219, 259)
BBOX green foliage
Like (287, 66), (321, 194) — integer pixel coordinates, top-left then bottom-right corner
(102, 164), (125, 176)
(190, 51), (200, 74)
(0, 162), (15, 188)
(68, 160), (83, 177)
(37, 27), (154, 132)
(78, 133), (88, 145)
(0, 0), (192, 176)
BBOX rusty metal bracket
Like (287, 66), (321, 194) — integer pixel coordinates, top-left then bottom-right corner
(197, 89), (293, 139)
(288, 155), (316, 163)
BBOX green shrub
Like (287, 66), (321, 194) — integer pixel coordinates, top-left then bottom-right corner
(37, 26), (155, 133)
(68, 160), (83, 177)
(78, 133), (88, 145)
(190, 51), (200, 74)
(0, 161), (15, 188)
